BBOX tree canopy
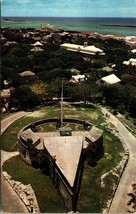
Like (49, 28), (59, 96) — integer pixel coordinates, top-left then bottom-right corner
(1, 27), (136, 117)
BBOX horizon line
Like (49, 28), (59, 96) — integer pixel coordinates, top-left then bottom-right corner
(1, 16), (136, 19)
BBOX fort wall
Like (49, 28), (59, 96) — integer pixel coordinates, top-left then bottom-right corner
(17, 118), (103, 211)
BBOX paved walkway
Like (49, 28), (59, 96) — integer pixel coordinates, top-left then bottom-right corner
(1, 111), (26, 135)
(1, 111), (29, 213)
(100, 107), (136, 213)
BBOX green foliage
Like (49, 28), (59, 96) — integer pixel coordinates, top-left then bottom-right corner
(2, 53), (19, 68)
(9, 86), (40, 110)
(1, 28), (136, 117)
(30, 80), (48, 101)
(46, 58), (64, 70)
(9, 44), (31, 57)
(38, 68), (71, 83)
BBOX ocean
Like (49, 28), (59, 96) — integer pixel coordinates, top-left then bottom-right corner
(1, 17), (136, 36)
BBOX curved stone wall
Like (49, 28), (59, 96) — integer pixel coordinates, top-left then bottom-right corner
(18, 117), (103, 166)
(18, 118), (92, 146)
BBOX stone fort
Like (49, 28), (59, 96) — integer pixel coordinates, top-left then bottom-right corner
(18, 118), (104, 211)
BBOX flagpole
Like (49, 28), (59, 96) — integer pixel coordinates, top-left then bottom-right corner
(61, 78), (63, 125)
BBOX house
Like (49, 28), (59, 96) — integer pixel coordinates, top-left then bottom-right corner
(30, 47), (44, 52)
(31, 37), (41, 41)
(3, 80), (12, 89)
(69, 68), (81, 75)
(1, 88), (11, 99)
(1, 87), (15, 113)
(102, 66), (114, 73)
(19, 71), (38, 83)
(31, 41), (43, 47)
(19, 71), (36, 77)
(60, 42), (105, 56)
(96, 74), (121, 86)
(4, 41), (17, 46)
(131, 49), (136, 54)
(70, 74), (87, 84)
(125, 36), (136, 48)
(123, 58), (136, 66)
(1, 35), (7, 42)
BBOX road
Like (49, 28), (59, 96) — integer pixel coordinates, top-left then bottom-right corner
(1, 111), (29, 213)
(1, 111), (26, 135)
(100, 107), (136, 213)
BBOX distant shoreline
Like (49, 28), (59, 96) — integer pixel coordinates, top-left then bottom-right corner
(4, 19), (135, 28)
(2, 18), (28, 22)
(1, 17), (136, 36)
(101, 24), (136, 28)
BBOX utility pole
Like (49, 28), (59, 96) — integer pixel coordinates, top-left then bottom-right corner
(61, 78), (64, 125)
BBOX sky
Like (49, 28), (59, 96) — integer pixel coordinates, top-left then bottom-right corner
(1, 0), (136, 18)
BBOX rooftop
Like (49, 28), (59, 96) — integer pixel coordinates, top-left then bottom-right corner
(1, 88), (11, 98)
(31, 41), (43, 47)
(131, 49), (136, 53)
(101, 74), (121, 84)
(70, 74), (86, 83)
(44, 136), (83, 187)
(123, 58), (136, 66)
(86, 126), (103, 143)
(30, 47), (44, 52)
(19, 71), (35, 77)
(60, 43), (105, 56)
(20, 128), (43, 149)
(102, 66), (114, 72)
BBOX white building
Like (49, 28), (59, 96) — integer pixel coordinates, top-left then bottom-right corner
(131, 49), (136, 54)
(19, 71), (35, 77)
(60, 42), (105, 56)
(69, 68), (81, 75)
(97, 74), (121, 86)
(30, 47), (44, 52)
(31, 41), (43, 47)
(70, 74), (87, 83)
(1, 88), (11, 98)
(123, 58), (136, 66)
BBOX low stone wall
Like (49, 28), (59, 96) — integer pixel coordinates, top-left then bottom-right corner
(101, 118), (129, 213)
(18, 118), (92, 138)
(3, 171), (40, 213)
(101, 150), (129, 212)
(18, 117), (103, 168)
(18, 118), (94, 147)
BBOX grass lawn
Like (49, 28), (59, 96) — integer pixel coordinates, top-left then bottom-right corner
(77, 133), (123, 212)
(3, 155), (67, 213)
(0, 106), (103, 152)
(2, 106), (124, 212)
(1, 112), (14, 121)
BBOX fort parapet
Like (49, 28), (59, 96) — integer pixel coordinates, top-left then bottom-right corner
(18, 118), (104, 211)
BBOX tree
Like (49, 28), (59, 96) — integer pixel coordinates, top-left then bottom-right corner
(47, 78), (62, 98)
(9, 86), (40, 110)
(30, 80), (48, 101)
(100, 84), (120, 107)
(38, 68), (71, 83)
(46, 58), (64, 70)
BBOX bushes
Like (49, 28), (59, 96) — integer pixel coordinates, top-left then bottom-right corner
(9, 86), (40, 110)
